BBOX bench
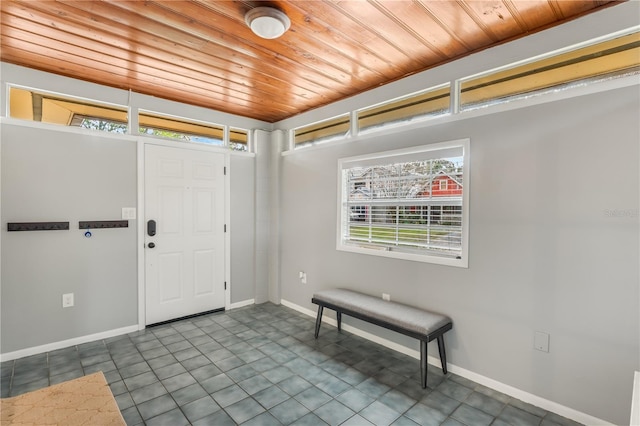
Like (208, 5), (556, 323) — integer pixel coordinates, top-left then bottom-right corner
(312, 288), (452, 389)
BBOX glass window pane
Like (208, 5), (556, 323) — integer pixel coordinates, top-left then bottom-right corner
(139, 113), (223, 145)
(358, 85), (450, 133)
(9, 87), (128, 134)
(339, 141), (467, 267)
(294, 114), (350, 146)
(230, 128), (248, 152)
(460, 32), (640, 110)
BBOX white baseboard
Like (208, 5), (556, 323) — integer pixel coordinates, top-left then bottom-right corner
(1, 301), (256, 362)
(631, 371), (639, 426)
(0, 325), (139, 362)
(281, 298), (612, 426)
(228, 298), (255, 310)
(281, 298), (429, 362)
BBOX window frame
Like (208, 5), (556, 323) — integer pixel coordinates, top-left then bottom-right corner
(229, 127), (249, 152)
(336, 139), (470, 268)
(356, 83), (451, 135)
(288, 28), (638, 153)
(293, 113), (351, 147)
(8, 85), (129, 134)
(138, 110), (225, 146)
(457, 29), (639, 112)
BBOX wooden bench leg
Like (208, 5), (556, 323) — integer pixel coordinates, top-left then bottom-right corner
(437, 335), (448, 374)
(314, 306), (324, 338)
(420, 340), (428, 389)
(337, 311), (342, 332)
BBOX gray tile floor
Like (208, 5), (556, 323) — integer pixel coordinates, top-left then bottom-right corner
(0, 303), (582, 426)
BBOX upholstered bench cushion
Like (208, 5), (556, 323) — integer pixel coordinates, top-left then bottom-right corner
(312, 288), (451, 337)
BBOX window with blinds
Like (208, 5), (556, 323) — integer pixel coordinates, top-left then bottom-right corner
(230, 128), (249, 151)
(357, 84), (450, 133)
(459, 31), (640, 111)
(294, 114), (350, 146)
(139, 112), (224, 145)
(337, 139), (469, 267)
(9, 87), (128, 133)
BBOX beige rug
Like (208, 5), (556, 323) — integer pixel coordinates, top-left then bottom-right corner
(0, 371), (125, 425)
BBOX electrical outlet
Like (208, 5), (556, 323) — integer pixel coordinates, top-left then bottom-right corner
(299, 271), (307, 284)
(62, 293), (74, 308)
(534, 331), (549, 352)
(382, 293), (391, 301)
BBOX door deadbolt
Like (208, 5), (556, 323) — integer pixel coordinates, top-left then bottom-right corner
(147, 220), (156, 237)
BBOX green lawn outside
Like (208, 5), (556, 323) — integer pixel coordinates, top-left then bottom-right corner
(349, 225), (448, 243)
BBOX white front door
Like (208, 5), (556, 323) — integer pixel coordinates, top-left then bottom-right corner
(145, 144), (226, 325)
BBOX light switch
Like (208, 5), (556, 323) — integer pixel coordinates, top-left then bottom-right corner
(122, 207), (137, 220)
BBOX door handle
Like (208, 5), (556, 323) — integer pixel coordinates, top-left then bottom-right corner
(147, 220), (156, 237)
(148, 242), (155, 249)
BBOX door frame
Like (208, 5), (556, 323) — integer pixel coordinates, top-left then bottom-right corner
(136, 139), (231, 330)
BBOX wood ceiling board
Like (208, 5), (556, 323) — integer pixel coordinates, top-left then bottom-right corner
(7, 0), (318, 120)
(333, 1), (445, 66)
(554, 0), (609, 18)
(373, 1), (470, 60)
(0, 0), (622, 122)
(184, 0), (380, 86)
(0, 23), (298, 119)
(288, 0), (409, 67)
(0, 36), (294, 123)
(106, 1), (352, 91)
(506, 1), (560, 30)
(278, 2), (402, 80)
(458, 1), (524, 41)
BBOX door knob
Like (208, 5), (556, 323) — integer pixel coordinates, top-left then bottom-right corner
(148, 242), (155, 248)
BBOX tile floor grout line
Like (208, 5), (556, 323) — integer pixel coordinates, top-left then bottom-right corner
(0, 304), (582, 426)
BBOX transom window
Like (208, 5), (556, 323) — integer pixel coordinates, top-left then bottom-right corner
(337, 139), (469, 267)
(294, 114), (350, 146)
(357, 84), (450, 133)
(9, 87), (128, 133)
(139, 112), (224, 146)
(7, 87), (251, 151)
(459, 31), (639, 111)
(292, 30), (638, 150)
(230, 128), (249, 152)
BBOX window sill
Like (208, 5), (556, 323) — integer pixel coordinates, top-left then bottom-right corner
(337, 242), (468, 268)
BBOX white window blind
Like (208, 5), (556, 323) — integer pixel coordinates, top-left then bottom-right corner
(337, 140), (469, 267)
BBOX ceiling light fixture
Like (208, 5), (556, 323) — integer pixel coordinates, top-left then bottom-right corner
(245, 6), (290, 39)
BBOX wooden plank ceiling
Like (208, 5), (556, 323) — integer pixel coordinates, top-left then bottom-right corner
(0, 1), (620, 123)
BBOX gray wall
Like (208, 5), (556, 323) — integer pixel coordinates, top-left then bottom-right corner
(278, 87), (639, 424)
(1, 123), (260, 353)
(0, 62), (270, 340)
(254, 129), (281, 304)
(230, 154), (256, 303)
(1, 124), (138, 353)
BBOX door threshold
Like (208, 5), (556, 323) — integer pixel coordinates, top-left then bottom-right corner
(146, 307), (225, 328)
